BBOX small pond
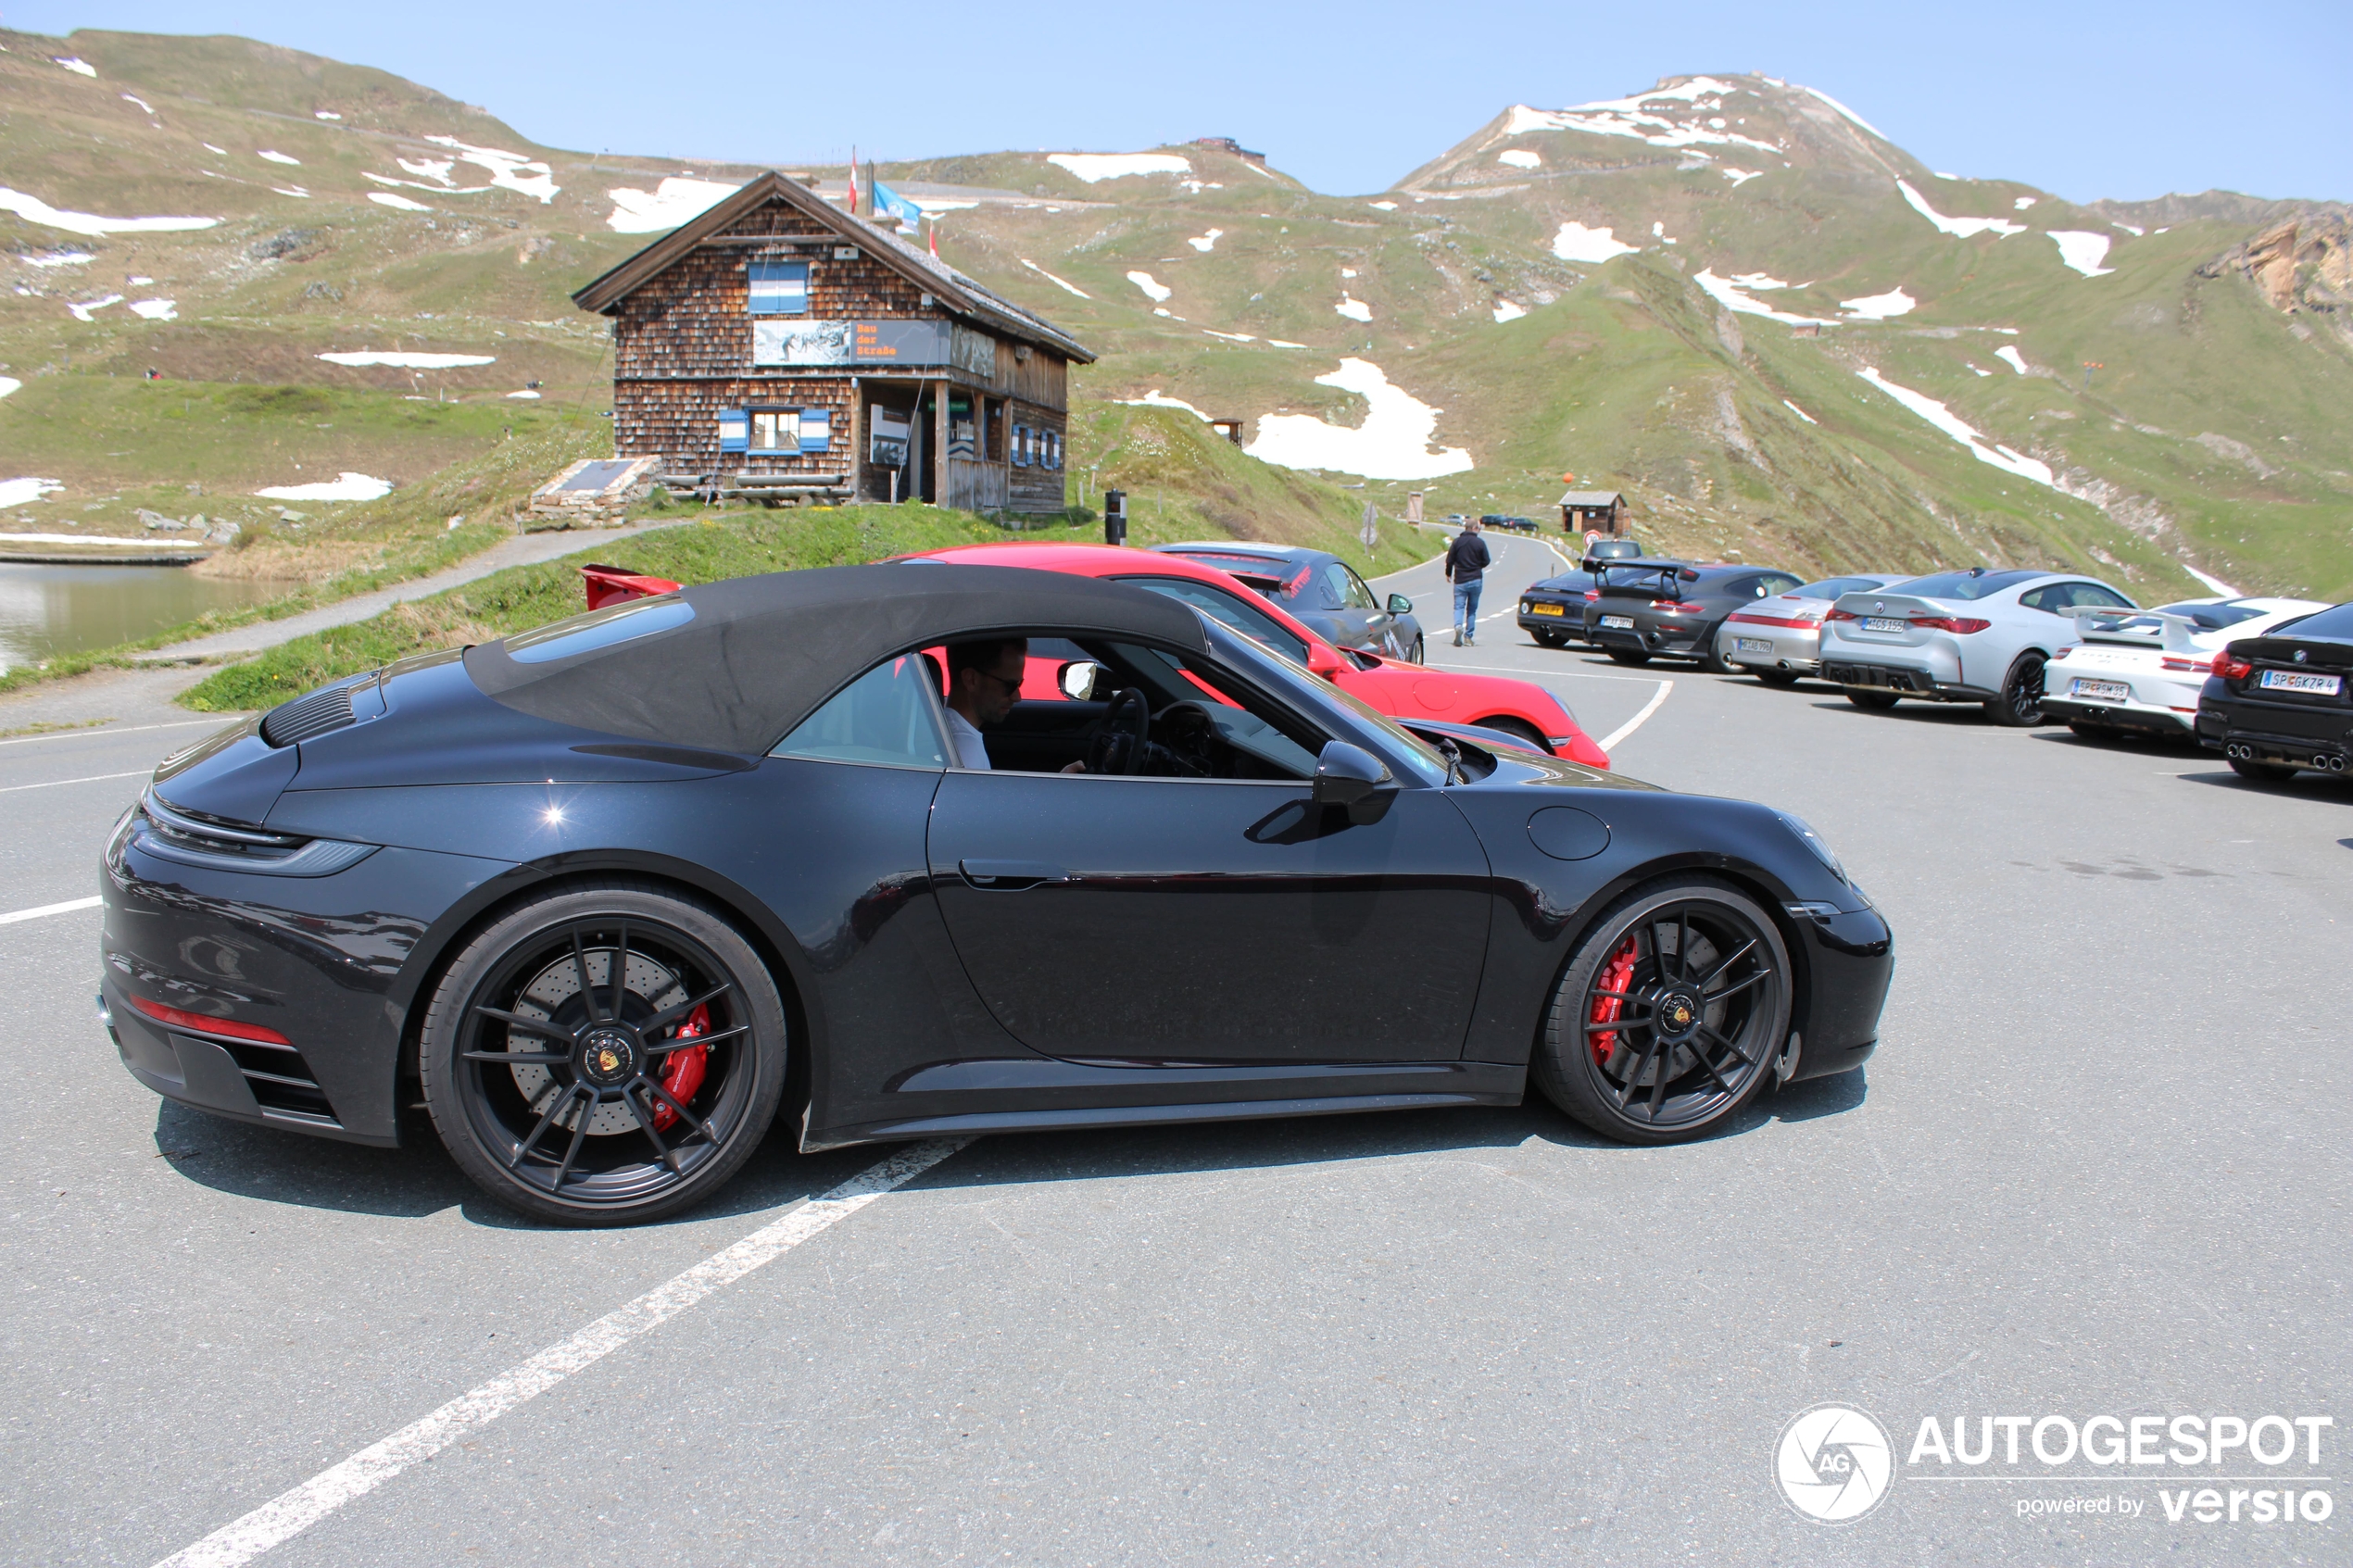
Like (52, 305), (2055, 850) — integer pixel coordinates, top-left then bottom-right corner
(0, 563), (287, 671)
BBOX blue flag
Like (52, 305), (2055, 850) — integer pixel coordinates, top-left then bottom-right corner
(870, 177), (923, 231)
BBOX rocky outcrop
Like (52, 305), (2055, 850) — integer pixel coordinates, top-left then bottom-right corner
(2196, 208), (2353, 317)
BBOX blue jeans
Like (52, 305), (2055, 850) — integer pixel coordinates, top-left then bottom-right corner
(1453, 579), (1482, 639)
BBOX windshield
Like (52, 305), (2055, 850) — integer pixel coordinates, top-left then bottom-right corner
(1199, 621), (1451, 786)
(1886, 569), (2042, 601)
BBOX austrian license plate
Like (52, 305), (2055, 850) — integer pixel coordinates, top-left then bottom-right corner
(1735, 637), (1773, 654)
(2071, 678), (2131, 702)
(2259, 669), (2343, 696)
(1863, 617), (1908, 633)
(1600, 615), (1635, 630)
(1529, 602), (1564, 617)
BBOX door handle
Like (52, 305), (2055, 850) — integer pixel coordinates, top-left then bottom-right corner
(958, 859), (1067, 890)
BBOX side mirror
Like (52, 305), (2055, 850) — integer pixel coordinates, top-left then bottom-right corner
(1057, 660), (1112, 700)
(1386, 593), (1414, 615)
(1310, 740), (1390, 807)
(1304, 643), (1347, 681)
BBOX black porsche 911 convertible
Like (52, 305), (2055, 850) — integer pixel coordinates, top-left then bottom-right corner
(99, 563), (1892, 1224)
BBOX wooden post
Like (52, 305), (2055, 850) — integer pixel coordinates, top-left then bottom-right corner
(932, 380), (949, 508)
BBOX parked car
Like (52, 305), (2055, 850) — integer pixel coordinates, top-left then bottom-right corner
(1581, 536), (1647, 566)
(1583, 559), (1806, 671)
(1518, 567), (1599, 647)
(912, 543), (1610, 766)
(2194, 597), (2353, 782)
(1479, 513), (1540, 533)
(1716, 574), (1910, 684)
(1817, 568), (2136, 726)
(2042, 597), (2328, 739)
(1152, 543), (1425, 662)
(103, 562), (1892, 1222)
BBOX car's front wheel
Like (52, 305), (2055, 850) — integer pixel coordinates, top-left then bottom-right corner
(1984, 653), (2047, 727)
(1533, 877), (1791, 1145)
(420, 882), (788, 1226)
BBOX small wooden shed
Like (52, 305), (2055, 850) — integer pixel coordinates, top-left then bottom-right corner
(1559, 490), (1628, 535)
(573, 171), (1095, 514)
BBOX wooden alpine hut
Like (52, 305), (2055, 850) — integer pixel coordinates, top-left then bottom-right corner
(572, 171), (1094, 514)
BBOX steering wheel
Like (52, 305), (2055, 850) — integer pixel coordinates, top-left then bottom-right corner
(1086, 688), (1151, 775)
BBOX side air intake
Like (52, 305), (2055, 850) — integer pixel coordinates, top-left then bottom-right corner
(259, 683), (357, 747)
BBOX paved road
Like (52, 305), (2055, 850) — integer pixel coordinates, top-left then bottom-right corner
(2, 545), (2347, 1566)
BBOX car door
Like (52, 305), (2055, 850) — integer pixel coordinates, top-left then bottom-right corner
(925, 637), (1493, 1065)
(1320, 561), (1396, 653)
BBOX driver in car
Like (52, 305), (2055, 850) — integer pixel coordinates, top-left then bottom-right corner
(944, 639), (1085, 772)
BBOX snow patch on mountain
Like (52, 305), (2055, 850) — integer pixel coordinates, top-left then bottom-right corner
(22, 251), (94, 267)
(1247, 358), (1473, 480)
(1840, 286), (1915, 320)
(1049, 153), (1190, 182)
(606, 178), (737, 232)
(369, 192), (433, 213)
(0, 477), (64, 506)
(1498, 149), (1541, 169)
(67, 295), (122, 321)
(127, 299), (176, 320)
(1857, 367), (2055, 486)
(53, 56), (95, 77)
(1492, 300), (1528, 323)
(1552, 221), (1639, 263)
(1335, 294), (1373, 322)
(2047, 231), (2116, 276)
(1126, 270), (1172, 303)
(1799, 85), (1888, 141)
(258, 150), (300, 166)
(1782, 399), (1818, 425)
(0, 189), (218, 236)
(1186, 228), (1224, 252)
(1897, 180), (2026, 238)
(1120, 391), (1210, 420)
(1996, 345), (2031, 374)
(318, 350), (495, 369)
(1694, 269), (1834, 326)
(1506, 88), (1782, 157)
(424, 137), (560, 203)
(1021, 259), (1090, 298)
(1722, 168), (1763, 186)
(121, 94), (153, 115)
(256, 472), (394, 502)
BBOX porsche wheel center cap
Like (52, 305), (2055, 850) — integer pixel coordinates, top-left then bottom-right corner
(578, 1028), (639, 1086)
(1656, 991), (1703, 1038)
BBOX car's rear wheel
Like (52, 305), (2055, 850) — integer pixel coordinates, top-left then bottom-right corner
(2228, 756), (2297, 784)
(1606, 649), (1652, 667)
(1696, 630), (1737, 674)
(1755, 669), (1800, 687)
(1845, 689), (1901, 710)
(1533, 877), (1790, 1145)
(1984, 653), (2047, 727)
(421, 882), (787, 1226)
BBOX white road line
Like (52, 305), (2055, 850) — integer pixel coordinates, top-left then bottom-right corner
(0, 718), (228, 748)
(1597, 681), (1674, 752)
(0, 769), (150, 793)
(151, 1136), (972, 1568)
(0, 895), (101, 925)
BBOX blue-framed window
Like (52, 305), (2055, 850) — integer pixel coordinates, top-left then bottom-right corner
(726, 407), (833, 455)
(747, 259), (810, 316)
(718, 408), (749, 452)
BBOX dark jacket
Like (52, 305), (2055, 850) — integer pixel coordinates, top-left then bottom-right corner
(1445, 531), (1491, 583)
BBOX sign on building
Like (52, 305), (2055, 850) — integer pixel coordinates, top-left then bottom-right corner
(752, 319), (953, 367)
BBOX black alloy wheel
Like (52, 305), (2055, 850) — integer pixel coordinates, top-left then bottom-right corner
(2228, 756), (2297, 784)
(1755, 669), (1800, 687)
(1985, 652), (2048, 727)
(1406, 633), (1426, 664)
(420, 883), (786, 1225)
(1846, 689), (1901, 710)
(1532, 877), (1791, 1145)
(1606, 649), (1653, 667)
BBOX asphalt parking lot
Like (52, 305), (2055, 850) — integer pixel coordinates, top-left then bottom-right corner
(3, 534), (2346, 1566)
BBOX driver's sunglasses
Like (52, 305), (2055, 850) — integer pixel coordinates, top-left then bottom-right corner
(975, 665), (1026, 696)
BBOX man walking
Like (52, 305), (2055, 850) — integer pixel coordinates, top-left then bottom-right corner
(1445, 517), (1491, 646)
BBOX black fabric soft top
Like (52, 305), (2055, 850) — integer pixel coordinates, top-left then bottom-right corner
(464, 561), (1208, 755)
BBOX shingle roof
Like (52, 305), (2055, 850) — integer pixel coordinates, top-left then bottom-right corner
(1559, 491), (1626, 508)
(571, 171), (1094, 363)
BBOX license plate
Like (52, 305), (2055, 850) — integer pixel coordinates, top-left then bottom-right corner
(1600, 615), (1635, 630)
(1529, 602), (1564, 617)
(2260, 669), (2342, 696)
(2071, 678), (2131, 702)
(1735, 637), (1773, 654)
(1863, 617), (1907, 633)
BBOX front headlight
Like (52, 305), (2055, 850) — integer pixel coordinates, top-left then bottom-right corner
(1775, 810), (1845, 884)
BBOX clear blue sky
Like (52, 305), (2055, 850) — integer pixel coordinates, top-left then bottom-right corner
(11, 1), (2347, 202)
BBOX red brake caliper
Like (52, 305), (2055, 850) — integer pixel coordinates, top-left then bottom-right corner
(651, 1003), (710, 1131)
(1589, 936), (1640, 1062)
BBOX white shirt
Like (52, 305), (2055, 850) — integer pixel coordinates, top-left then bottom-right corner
(944, 709), (991, 770)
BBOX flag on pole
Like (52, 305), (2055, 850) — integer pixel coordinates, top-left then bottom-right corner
(846, 147), (859, 214)
(870, 175), (923, 231)
(927, 219), (939, 258)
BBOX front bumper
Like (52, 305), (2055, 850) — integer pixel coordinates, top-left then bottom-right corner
(1788, 905), (1893, 1081)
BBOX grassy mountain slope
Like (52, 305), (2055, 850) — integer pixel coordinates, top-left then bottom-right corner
(4, 36), (2346, 609)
